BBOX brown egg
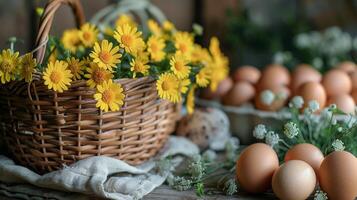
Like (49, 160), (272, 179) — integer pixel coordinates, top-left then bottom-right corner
(255, 86), (290, 111)
(233, 65), (261, 84)
(284, 143), (324, 179)
(236, 143), (279, 193)
(222, 81), (255, 106)
(257, 64), (291, 90)
(327, 94), (356, 114)
(319, 151), (357, 200)
(291, 64), (322, 94)
(336, 61), (356, 75)
(322, 70), (352, 96)
(297, 82), (327, 112)
(201, 77), (233, 100)
(352, 90), (357, 103)
(272, 160), (316, 200)
(350, 71), (357, 90)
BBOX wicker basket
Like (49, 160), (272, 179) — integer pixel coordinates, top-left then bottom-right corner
(0, 0), (180, 174)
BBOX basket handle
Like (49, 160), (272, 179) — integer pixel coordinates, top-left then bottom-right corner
(34, 0), (85, 64)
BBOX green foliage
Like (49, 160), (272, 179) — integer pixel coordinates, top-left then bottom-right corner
(163, 140), (240, 197)
(254, 97), (357, 158)
(225, 6), (310, 69)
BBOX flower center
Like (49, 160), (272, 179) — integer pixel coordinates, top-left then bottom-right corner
(93, 69), (106, 84)
(134, 63), (144, 72)
(174, 61), (184, 71)
(69, 64), (79, 73)
(1, 60), (13, 73)
(162, 80), (173, 91)
(83, 32), (91, 41)
(179, 43), (188, 53)
(150, 43), (158, 52)
(102, 90), (114, 104)
(99, 51), (111, 64)
(122, 35), (133, 46)
(50, 71), (62, 84)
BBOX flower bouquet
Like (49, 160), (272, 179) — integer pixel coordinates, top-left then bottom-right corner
(0, 0), (228, 173)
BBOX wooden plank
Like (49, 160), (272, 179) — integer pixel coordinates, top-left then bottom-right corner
(145, 185), (276, 200)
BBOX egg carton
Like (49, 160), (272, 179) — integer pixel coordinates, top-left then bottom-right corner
(196, 98), (349, 145)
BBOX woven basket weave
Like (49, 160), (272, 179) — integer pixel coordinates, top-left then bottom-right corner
(0, 0), (180, 174)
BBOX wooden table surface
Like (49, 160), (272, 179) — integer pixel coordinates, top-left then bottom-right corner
(0, 185), (276, 200)
(145, 185), (276, 200)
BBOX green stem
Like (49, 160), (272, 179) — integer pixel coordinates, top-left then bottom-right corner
(279, 139), (291, 149)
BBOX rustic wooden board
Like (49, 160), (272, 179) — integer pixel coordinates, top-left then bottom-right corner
(145, 185), (276, 200)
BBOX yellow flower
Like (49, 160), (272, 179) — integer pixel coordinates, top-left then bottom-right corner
(179, 78), (190, 94)
(43, 60), (73, 93)
(209, 36), (222, 57)
(186, 85), (196, 114)
(195, 67), (210, 87)
(135, 50), (149, 62)
(66, 57), (85, 80)
(84, 62), (113, 88)
(191, 44), (211, 63)
(49, 49), (58, 63)
(104, 26), (114, 36)
(94, 80), (125, 112)
(114, 24), (145, 54)
(0, 49), (20, 84)
(147, 19), (162, 36)
(170, 53), (190, 79)
(209, 56), (229, 91)
(130, 58), (150, 78)
(174, 32), (194, 59)
(147, 35), (166, 62)
(79, 23), (98, 47)
(163, 20), (175, 32)
(156, 73), (181, 103)
(208, 37), (229, 91)
(90, 40), (121, 71)
(115, 14), (136, 28)
(61, 29), (81, 53)
(19, 53), (36, 83)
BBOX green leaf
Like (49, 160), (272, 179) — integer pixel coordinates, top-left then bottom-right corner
(195, 182), (205, 197)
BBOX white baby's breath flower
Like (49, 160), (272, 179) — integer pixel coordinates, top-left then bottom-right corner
(337, 127), (343, 132)
(332, 139), (345, 151)
(321, 108), (332, 120)
(253, 124), (267, 139)
(202, 150), (217, 162)
(273, 52), (285, 64)
(314, 190), (328, 200)
(289, 96), (304, 109)
(188, 155), (206, 181)
(260, 90), (275, 106)
(304, 107), (312, 118)
(312, 57), (323, 69)
(192, 24), (203, 36)
(284, 122), (299, 138)
(344, 115), (357, 128)
(265, 131), (279, 147)
(167, 175), (192, 191)
(223, 178), (238, 196)
(295, 33), (311, 48)
(331, 118), (337, 125)
(225, 139), (239, 162)
(329, 104), (337, 110)
(308, 100), (320, 113)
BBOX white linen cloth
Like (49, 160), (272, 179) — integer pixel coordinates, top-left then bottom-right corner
(0, 136), (199, 200)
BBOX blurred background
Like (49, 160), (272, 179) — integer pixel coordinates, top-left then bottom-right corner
(1, 0), (357, 72)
